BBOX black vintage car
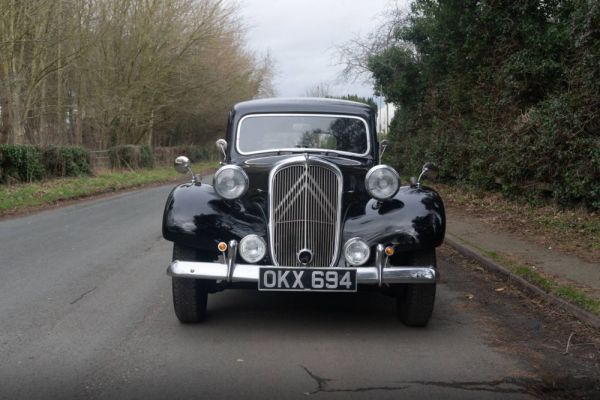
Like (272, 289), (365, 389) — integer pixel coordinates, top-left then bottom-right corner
(162, 98), (445, 326)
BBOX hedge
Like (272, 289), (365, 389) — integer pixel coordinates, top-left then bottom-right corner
(373, 0), (600, 211)
(0, 144), (210, 184)
(0, 145), (44, 183)
(43, 146), (92, 178)
(108, 145), (154, 169)
(0, 144), (91, 183)
(153, 145), (215, 165)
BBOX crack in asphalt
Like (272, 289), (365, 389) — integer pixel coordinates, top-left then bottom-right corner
(301, 366), (332, 393)
(301, 366), (532, 395)
(69, 287), (97, 305)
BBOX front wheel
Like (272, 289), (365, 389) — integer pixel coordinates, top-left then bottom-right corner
(396, 249), (437, 327)
(171, 243), (212, 324)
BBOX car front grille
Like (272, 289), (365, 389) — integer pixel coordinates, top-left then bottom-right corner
(270, 158), (342, 267)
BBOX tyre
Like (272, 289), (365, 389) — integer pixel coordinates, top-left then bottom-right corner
(396, 248), (437, 327)
(171, 243), (213, 324)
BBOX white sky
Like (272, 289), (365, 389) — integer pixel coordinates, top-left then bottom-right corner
(238, 0), (405, 99)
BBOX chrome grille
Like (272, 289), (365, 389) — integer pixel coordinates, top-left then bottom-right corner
(270, 159), (341, 267)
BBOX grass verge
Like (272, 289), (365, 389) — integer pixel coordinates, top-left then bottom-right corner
(435, 182), (600, 261)
(452, 234), (600, 315)
(0, 162), (215, 215)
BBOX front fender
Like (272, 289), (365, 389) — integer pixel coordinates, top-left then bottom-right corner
(342, 186), (445, 251)
(162, 183), (267, 253)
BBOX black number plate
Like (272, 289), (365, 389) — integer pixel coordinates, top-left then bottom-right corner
(258, 267), (357, 292)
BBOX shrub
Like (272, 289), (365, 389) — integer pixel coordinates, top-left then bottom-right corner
(179, 145), (211, 163)
(43, 146), (92, 178)
(153, 146), (178, 166)
(109, 145), (155, 169)
(0, 145), (45, 183)
(140, 145), (154, 168)
(371, 0), (600, 211)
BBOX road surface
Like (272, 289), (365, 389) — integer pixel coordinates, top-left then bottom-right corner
(0, 184), (597, 399)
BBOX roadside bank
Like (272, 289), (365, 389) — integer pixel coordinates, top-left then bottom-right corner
(441, 195), (600, 328)
(0, 162), (215, 219)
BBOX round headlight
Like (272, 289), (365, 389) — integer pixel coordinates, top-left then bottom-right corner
(343, 238), (370, 266)
(365, 165), (400, 200)
(239, 234), (267, 263)
(213, 165), (248, 199)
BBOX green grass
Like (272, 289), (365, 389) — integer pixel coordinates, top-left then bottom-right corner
(435, 182), (600, 257)
(0, 162), (215, 214)
(450, 234), (600, 315)
(462, 240), (600, 315)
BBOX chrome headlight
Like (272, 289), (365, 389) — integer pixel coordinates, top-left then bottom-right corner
(343, 237), (370, 266)
(213, 165), (248, 200)
(365, 165), (400, 200)
(239, 234), (266, 263)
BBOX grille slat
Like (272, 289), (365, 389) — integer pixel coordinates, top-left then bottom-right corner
(271, 161), (341, 267)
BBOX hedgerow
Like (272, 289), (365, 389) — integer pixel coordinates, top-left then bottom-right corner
(0, 145), (45, 183)
(43, 146), (92, 178)
(374, 0), (600, 210)
(0, 145), (93, 183)
(108, 145), (155, 169)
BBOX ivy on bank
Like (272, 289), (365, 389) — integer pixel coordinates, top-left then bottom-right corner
(371, 0), (600, 210)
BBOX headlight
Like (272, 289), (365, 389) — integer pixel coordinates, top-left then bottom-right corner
(343, 237), (370, 266)
(213, 165), (248, 199)
(365, 165), (400, 200)
(239, 234), (267, 263)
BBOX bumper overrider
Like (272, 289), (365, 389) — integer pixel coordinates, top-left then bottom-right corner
(167, 241), (438, 286)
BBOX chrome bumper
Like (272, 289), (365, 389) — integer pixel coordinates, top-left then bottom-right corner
(166, 241), (438, 286)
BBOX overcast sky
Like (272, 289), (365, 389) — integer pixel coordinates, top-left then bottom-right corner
(238, 0), (405, 99)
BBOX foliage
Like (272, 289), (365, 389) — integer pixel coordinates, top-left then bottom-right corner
(0, 145), (45, 183)
(109, 145), (155, 169)
(0, 0), (273, 148)
(367, 0), (600, 210)
(0, 162), (215, 214)
(0, 144), (94, 183)
(178, 146), (214, 163)
(335, 95), (378, 111)
(42, 146), (91, 177)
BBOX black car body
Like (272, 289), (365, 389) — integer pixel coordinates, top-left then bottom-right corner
(163, 98), (445, 326)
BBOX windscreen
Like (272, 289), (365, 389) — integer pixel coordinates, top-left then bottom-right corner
(237, 114), (369, 155)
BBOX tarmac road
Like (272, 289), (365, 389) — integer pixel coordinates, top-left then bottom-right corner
(0, 184), (597, 399)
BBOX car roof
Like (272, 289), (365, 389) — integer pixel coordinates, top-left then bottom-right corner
(232, 97), (374, 116)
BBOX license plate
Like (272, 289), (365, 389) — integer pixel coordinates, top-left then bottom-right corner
(258, 267), (357, 292)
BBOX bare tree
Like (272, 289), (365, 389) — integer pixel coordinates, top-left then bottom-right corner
(0, 0), (274, 148)
(305, 82), (333, 98)
(336, 4), (406, 83)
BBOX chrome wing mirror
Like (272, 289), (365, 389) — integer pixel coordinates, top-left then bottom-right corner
(216, 139), (227, 164)
(416, 162), (439, 187)
(174, 155), (197, 184)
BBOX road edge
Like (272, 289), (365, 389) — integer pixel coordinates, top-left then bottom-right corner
(0, 167), (216, 221)
(445, 235), (600, 329)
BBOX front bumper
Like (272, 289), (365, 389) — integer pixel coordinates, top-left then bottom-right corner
(166, 241), (438, 286)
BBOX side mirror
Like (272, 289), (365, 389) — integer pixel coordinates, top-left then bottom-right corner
(421, 162), (439, 180)
(174, 156), (191, 174)
(416, 162), (439, 187)
(174, 155), (197, 184)
(379, 139), (390, 161)
(216, 139), (227, 162)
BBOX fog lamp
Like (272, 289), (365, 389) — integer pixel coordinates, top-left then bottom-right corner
(239, 234), (266, 263)
(343, 238), (370, 266)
